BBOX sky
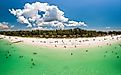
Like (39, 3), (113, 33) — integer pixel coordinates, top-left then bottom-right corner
(0, 0), (121, 30)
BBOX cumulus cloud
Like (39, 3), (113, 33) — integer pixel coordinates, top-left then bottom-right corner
(9, 2), (86, 29)
(0, 22), (10, 30)
(66, 21), (87, 27)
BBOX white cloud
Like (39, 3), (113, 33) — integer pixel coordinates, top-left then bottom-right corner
(79, 22), (87, 26)
(10, 25), (14, 28)
(43, 5), (68, 22)
(37, 21), (64, 29)
(0, 22), (10, 30)
(106, 27), (110, 29)
(32, 27), (48, 30)
(17, 16), (29, 24)
(9, 2), (86, 29)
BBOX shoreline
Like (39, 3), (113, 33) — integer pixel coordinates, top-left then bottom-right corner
(0, 35), (121, 49)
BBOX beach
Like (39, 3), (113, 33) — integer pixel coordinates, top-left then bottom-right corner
(0, 35), (121, 49)
(1, 0), (121, 75)
(0, 35), (121, 75)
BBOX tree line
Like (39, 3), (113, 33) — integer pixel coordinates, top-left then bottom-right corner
(0, 28), (121, 38)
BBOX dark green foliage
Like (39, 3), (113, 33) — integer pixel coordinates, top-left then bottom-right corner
(0, 28), (121, 38)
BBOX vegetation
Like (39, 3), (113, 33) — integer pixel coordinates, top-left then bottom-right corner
(0, 28), (121, 38)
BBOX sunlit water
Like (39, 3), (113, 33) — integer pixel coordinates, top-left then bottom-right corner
(0, 39), (121, 75)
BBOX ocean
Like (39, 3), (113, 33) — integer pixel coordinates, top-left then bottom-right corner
(0, 39), (121, 75)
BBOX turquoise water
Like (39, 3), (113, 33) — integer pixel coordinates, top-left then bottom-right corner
(0, 39), (121, 75)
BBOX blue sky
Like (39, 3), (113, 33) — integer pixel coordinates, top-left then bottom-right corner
(0, 0), (121, 30)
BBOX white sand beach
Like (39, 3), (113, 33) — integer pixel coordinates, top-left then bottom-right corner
(0, 35), (121, 49)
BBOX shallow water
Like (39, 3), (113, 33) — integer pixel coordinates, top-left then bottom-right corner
(0, 39), (121, 75)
